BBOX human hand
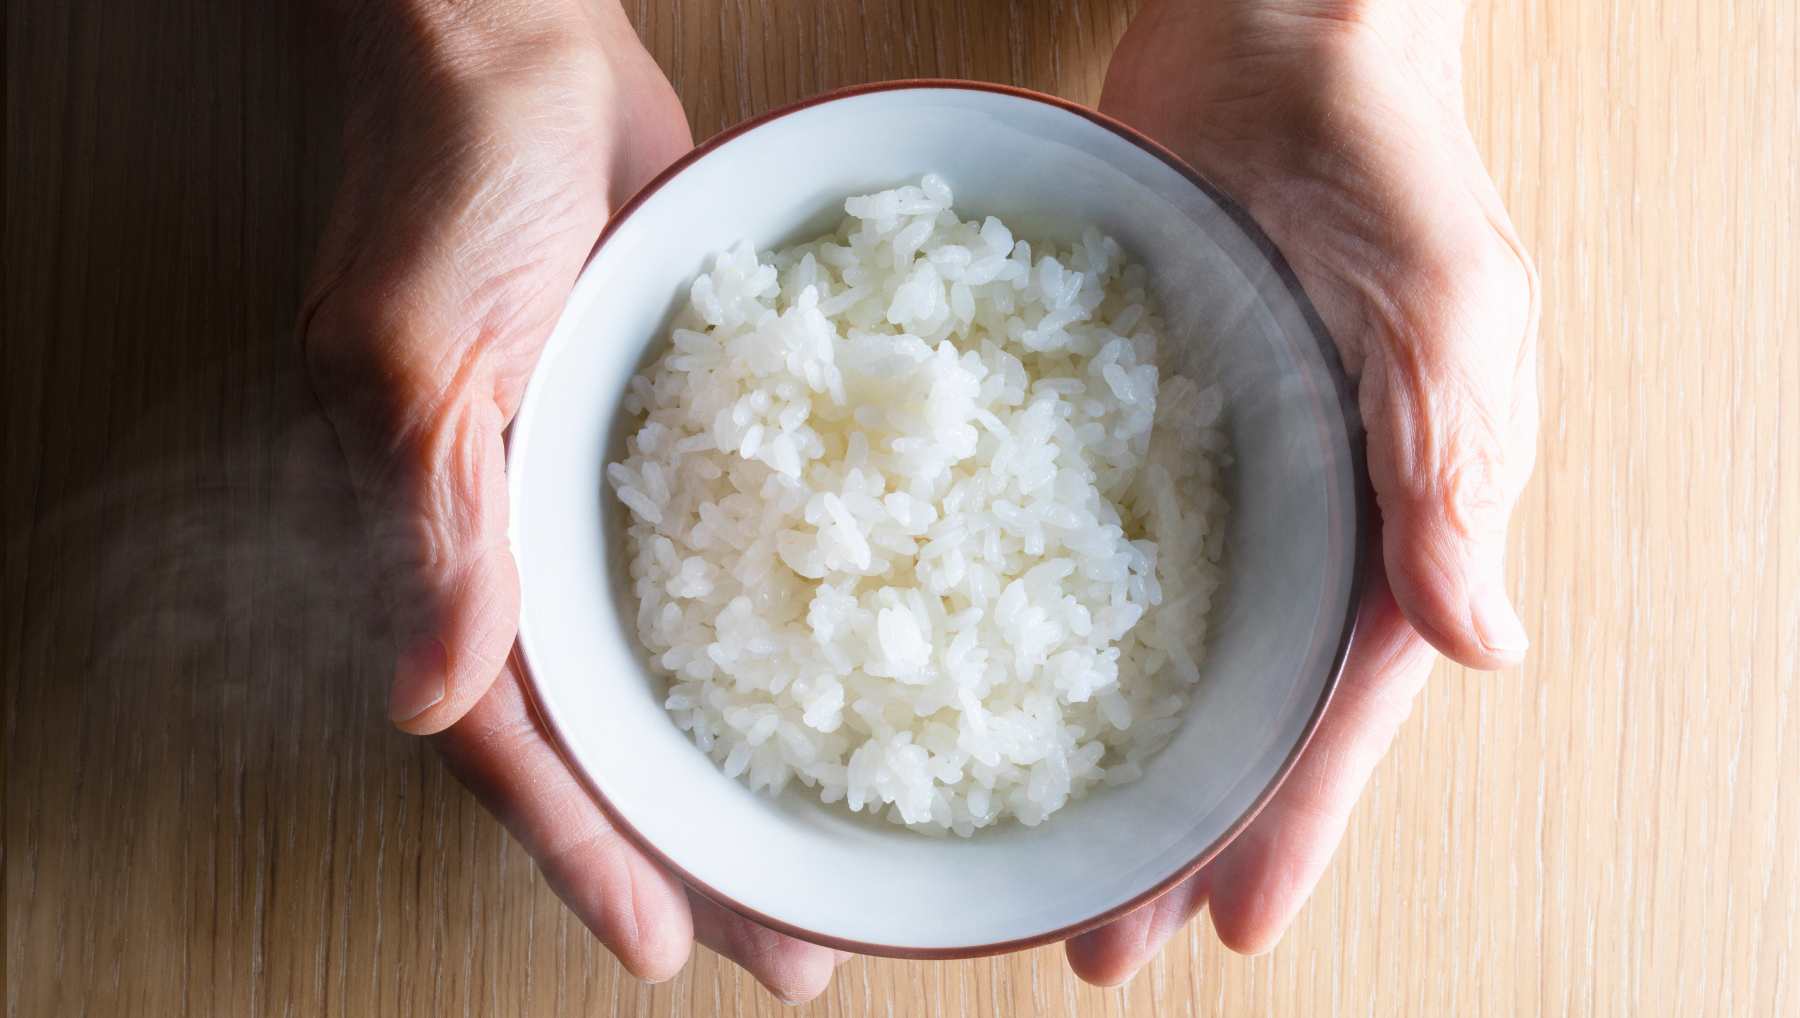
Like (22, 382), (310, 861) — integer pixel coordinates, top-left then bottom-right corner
(1069, 0), (1539, 982)
(302, 0), (842, 999)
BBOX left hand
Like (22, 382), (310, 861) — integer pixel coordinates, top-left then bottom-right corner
(1068, 0), (1539, 982)
(302, 0), (844, 1000)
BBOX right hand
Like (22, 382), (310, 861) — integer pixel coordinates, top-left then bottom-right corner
(302, 0), (843, 1000)
(1068, 0), (1539, 983)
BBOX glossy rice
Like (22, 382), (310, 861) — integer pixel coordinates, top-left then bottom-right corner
(608, 177), (1229, 835)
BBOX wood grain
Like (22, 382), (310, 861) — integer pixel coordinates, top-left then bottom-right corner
(5, 1), (1795, 1015)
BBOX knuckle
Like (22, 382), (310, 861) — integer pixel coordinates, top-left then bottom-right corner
(1435, 423), (1509, 540)
(398, 410), (491, 540)
(1368, 346), (1512, 541)
(1387, 230), (1536, 361)
(369, 481), (459, 584)
(1466, 230), (1537, 313)
(304, 283), (494, 495)
(302, 285), (438, 406)
(362, 398), (507, 634)
(1368, 225), (1538, 534)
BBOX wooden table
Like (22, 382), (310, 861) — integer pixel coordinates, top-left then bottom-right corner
(7, 2), (1795, 1015)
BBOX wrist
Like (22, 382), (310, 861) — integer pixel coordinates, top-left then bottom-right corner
(1216, 0), (1467, 83)
(331, 0), (620, 96)
(331, 0), (606, 37)
(1105, 0), (1478, 218)
(1214, 1), (1465, 42)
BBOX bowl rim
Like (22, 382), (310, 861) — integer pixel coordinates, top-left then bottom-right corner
(508, 77), (1370, 959)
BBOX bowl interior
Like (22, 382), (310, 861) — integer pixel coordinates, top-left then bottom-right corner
(507, 85), (1362, 954)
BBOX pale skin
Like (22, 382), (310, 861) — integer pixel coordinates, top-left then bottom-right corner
(304, 0), (1538, 1001)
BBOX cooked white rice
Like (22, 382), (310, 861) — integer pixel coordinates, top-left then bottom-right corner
(608, 176), (1228, 835)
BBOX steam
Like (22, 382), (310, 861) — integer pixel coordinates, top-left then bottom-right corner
(12, 360), (395, 730)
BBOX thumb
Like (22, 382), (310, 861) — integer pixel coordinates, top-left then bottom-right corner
(296, 6), (695, 735)
(303, 286), (528, 735)
(1361, 245), (1539, 670)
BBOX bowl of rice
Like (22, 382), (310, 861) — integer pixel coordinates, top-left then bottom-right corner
(506, 81), (1366, 956)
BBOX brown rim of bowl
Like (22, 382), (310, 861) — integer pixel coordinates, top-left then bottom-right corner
(509, 78), (1371, 961)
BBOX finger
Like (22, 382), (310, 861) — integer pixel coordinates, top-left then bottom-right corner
(1065, 874), (1209, 986)
(1068, 569), (1431, 977)
(302, 256), (542, 733)
(377, 387), (523, 734)
(687, 893), (839, 1004)
(299, 89), (644, 735)
(1361, 240), (1539, 669)
(433, 664), (694, 981)
(1205, 568), (1435, 954)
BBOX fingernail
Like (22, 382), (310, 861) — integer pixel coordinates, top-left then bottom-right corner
(391, 637), (448, 722)
(1473, 588), (1530, 661)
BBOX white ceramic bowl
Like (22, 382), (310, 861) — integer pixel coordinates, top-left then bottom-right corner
(507, 81), (1366, 957)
